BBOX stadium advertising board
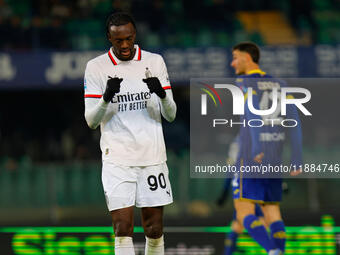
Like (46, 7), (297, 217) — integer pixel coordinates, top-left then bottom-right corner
(0, 225), (338, 254)
(1, 46), (340, 88)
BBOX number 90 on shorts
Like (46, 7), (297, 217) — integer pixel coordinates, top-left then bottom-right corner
(102, 161), (173, 211)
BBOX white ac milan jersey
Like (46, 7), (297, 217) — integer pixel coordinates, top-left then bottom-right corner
(84, 45), (172, 166)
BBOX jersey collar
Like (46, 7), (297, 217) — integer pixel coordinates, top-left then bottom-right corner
(108, 44), (142, 65)
(246, 69), (266, 75)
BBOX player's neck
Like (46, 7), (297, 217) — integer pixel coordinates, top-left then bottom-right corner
(245, 63), (260, 74)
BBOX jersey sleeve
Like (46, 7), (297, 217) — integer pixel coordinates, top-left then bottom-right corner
(156, 55), (172, 90)
(156, 55), (176, 122)
(83, 61), (109, 129)
(84, 62), (104, 98)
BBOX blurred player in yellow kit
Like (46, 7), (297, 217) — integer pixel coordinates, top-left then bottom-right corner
(228, 42), (303, 255)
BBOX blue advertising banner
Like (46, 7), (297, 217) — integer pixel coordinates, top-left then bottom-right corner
(0, 45), (340, 89)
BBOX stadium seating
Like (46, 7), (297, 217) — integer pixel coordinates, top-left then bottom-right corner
(1, 0), (339, 50)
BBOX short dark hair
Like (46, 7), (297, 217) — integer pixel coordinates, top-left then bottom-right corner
(106, 12), (136, 35)
(232, 42), (260, 63)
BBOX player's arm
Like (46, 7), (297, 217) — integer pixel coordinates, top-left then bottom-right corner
(159, 90), (176, 122)
(245, 89), (264, 163)
(84, 63), (122, 129)
(85, 98), (109, 129)
(286, 103), (303, 175)
(142, 55), (176, 122)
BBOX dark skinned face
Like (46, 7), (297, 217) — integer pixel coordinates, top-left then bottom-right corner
(107, 22), (136, 61)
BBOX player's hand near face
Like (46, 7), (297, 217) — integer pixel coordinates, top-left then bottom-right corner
(254, 152), (264, 164)
(142, 77), (166, 99)
(103, 76), (123, 102)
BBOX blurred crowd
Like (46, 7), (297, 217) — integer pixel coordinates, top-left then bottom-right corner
(1, 0), (339, 50)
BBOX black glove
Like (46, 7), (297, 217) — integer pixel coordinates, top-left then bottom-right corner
(142, 77), (166, 99)
(216, 189), (229, 207)
(103, 76), (123, 102)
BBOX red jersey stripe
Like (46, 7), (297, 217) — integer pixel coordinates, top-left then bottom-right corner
(137, 47), (141, 60)
(84, 94), (102, 98)
(108, 51), (117, 65)
(163, 86), (171, 90)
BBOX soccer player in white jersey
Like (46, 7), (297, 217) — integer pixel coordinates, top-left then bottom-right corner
(84, 12), (176, 255)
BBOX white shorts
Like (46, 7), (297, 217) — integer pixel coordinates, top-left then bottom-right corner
(102, 161), (173, 211)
